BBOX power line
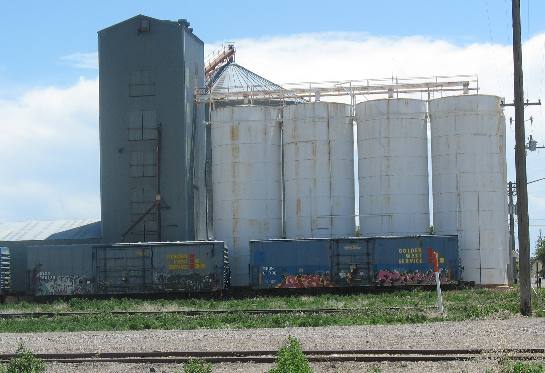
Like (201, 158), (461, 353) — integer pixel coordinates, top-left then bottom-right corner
(528, 177), (545, 185)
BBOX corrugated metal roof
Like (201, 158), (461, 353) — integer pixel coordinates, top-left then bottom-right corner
(0, 220), (101, 241)
(209, 62), (284, 94)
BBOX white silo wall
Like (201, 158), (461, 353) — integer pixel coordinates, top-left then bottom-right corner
(356, 99), (430, 236)
(429, 95), (509, 285)
(211, 106), (282, 286)
(283, 102), (355, 238)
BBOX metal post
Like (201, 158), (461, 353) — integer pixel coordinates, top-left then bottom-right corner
(508, 182), (516, 285)
(433, 252), (444, 314)
(512, 0), (531, 315)
(435, 271), (444, 314)
(156, 124), (162, 242)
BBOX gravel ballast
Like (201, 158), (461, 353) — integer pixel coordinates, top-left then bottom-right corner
(0, 316), (543, 354)
(43, 360), (507, 373)
(1, 317), (544, 372)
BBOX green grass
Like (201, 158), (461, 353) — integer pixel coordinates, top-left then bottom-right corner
(0, 288), (543, 333)
(503, 361), (545, 373)
(181, 359), (213, 373)
(269, 337), (312, 373)
(0, 344), (45, 373)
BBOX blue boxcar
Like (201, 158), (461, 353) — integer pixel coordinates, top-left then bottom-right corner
(250, 239), (331, 289)
(369, 236), (459, 286)
(250, 236), (459, 289)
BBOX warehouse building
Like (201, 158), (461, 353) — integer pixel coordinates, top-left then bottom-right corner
(0, 219), (102, 293)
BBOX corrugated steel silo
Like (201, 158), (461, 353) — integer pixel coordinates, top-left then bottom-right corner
(356, 99), (429, 236)
(283, 102), (355, 238)
(429, 95), (508, 285)
(211, 106), (282, 286)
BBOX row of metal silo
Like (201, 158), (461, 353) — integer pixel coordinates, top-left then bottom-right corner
(211, 95), (508, 286)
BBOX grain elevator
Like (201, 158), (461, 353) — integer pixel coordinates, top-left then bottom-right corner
(98, 15), (206, 243)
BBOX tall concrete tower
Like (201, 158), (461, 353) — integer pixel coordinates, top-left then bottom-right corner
(98, 15), (206, 243)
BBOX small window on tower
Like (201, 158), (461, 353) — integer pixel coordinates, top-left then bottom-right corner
(139, 19), (150, 33)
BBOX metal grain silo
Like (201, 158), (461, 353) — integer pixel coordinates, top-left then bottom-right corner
(283, 102), (355, 238)
(356, 99), (429, 236)
(429, 95), (508, 285)
(211, 106), (282, 287)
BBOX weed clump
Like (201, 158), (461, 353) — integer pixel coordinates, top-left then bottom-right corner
(269, 336), (312, 373)
(0, 344), (45, 373)
(182, 359), (212, 373)
(504, 361), (545, 373)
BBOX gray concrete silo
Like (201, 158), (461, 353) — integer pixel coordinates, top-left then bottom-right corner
(98, 15), (206, 243)
(430, 95), (508, 285)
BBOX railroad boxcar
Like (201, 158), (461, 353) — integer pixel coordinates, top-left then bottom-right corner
(0, 247), (10, 301)
(12, 241), (228, 297)
(249, 235), (460, 289)
(250, 239), (332, 289)
(25, 244), (95, 296)
(94, 242), (229, 294)
(369, 236), (459, 286)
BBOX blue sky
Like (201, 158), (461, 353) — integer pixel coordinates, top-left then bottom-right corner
(1, 0), (544, 90)
(1, 1), (545, 251)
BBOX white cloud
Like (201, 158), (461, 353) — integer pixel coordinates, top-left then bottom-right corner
(60, 52), (98, 69)
(0, 77), (99, 220)
(3, 32), (545, 248)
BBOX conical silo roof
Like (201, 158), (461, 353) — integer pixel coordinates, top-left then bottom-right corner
(208, 61), (283, 94)
(207, 61), (304, 106)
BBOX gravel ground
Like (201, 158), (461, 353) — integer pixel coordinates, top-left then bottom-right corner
(1, 317), (544, 372)
(43, 360), (544, 373)
(0, 316), (543, 354)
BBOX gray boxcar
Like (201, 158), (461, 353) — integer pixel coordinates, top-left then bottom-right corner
(26, 244), (96, 296)
(95, 242), (228, 294)
(21, 241), (227, 296)
(0, 247), (10, 298)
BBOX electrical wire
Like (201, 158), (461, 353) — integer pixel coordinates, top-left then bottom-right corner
(528, 177), (545, 185)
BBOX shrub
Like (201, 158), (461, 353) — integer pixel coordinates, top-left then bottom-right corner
(183, 359), (212, 373)
(1, 344), (45, 373)
(269, 336), (312, 373)
(508, 361), (545, 373)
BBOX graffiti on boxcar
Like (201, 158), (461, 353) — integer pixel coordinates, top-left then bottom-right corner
(276, 274), (333, 288)
(375, 268), (450, 286)
(336, 264), (368, 286)
(167, 254), (206, 271)
(153, 272), (217, 292)
(32, 271), (94, 296)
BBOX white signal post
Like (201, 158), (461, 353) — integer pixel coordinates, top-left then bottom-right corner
(434, 252), (444, 314)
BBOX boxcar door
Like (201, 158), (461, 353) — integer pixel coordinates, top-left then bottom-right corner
(94, 246), (153, 294)
(332, 239), (373, 287)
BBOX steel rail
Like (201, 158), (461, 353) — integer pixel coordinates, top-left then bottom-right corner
(0, 306), (440, 319)
(0, 348), (543, 364)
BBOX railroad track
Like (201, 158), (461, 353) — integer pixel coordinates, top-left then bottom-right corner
(0, 348), (543, 364)
(0, 306), (439, 319)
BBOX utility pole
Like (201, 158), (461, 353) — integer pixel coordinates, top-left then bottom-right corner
(512, 0), (531, 316)
(508, 182), (516, 285)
